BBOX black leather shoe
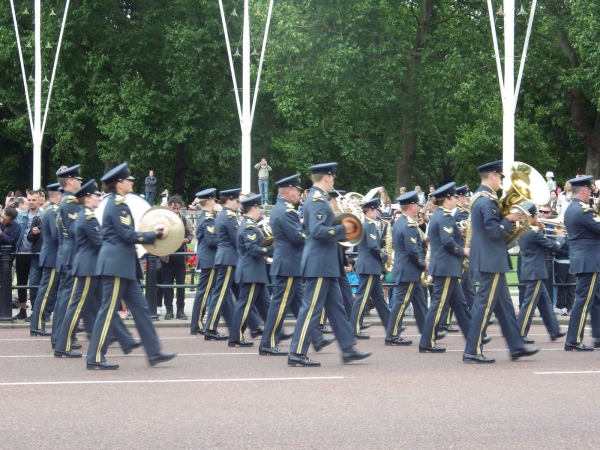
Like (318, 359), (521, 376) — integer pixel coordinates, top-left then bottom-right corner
(25, 315), (32, 323)
(419, 345), (446, 353)
(482, 336), (492, 345)
(435, 331), (447, 340)
(204, 330), (228, 341)
(123, 339), (143, 355)
(511, 347), (539, 361)
(342, 347), (372, 364)
(87, 361), (119, 370)
(288, 353), (320, 367)
(354, 332), (370, 340)
(278, 331), (293, 341)
(30, 329), (51, 337)
(488, 316), (498, 325)
(314, 337), (336, 352)
(250, 327), (264, 338)
(176, 311), (188, 320)
(595, 338), (600, 349)
(70, 342), (82, 350)
(564, 341), (594, 351)
(360, 322), (372, 330)
(76, 326), (85, 333)
(319, 325), (333, 334)
(12, 311), (27, 321)
(463, 353), (495, 364)
(190, 329), (206, 335)
(164, 311), (174, 320)
(551, 330), (567, 342)
(54, 350), (82, 358)
(523, 337), (535, 344)
(228, 339), (254, 347)
(440, 324), (459, 333)
(148, 352), (177, 366)
(259, 346), (288, 356)
(51, 339), (56, 350)
(385, 335), (412, 346)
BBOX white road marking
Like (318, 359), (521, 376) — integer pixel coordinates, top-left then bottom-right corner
(0, 376), (345, 387)
(445, 348), (563, 352)
(534, 371), (600, 375)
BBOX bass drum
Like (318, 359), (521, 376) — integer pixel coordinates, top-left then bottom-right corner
(96, 193), (151, 258)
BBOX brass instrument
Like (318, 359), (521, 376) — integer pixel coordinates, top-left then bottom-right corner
(536, 218), (567, 237)
(418, 226), (433, 287)
(499, 162), (549, 246)
(258, 217), (275, 246)
(382, 220), (394, 273)
(332, 189), (365, 247)
(138, 206), (185, 256)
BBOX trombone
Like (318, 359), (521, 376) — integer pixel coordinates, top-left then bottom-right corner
(536, 218), (567, 237)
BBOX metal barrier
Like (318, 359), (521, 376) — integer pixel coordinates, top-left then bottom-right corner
(0, 244), (579, 323)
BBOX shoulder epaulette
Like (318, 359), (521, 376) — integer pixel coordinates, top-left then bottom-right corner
(312, 191), (324, 202)
(205, 212), (214, 220)
(115, 194), (125, 205)
(245, 222), (255, 229)
(226, 210), (236, 218)
(85, 209), (95, 221)
(65, 195), (76, 204)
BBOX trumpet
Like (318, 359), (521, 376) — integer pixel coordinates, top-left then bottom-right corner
(535, 218), (567, 237)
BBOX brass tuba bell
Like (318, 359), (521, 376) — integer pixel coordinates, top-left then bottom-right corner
(332, 189), (365, 247)
(499, 162), (549, 246)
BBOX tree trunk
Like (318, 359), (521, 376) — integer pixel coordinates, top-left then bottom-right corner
(172, 143), (188, 197)
(395, 0), (434, 191)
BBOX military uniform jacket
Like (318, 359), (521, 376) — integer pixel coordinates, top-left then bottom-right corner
(356, 218), (384, 275)
(56, 192), (81, 270)
(71, 206), (103, 277)
(453, 206), (469, 223)
(214, 207), (239, 267)
(38, 202), (60, 268)
(391, 214), (425, 283)
(518, 228), (565, 280)
(300, 187), (347, 278)
(468, 185), (513, 274)
(429, 208), (464, 278)
(95, 193), (156, 281)
(564, 200), (600, 274)
(195, 209), (218, 270)
(270, 197), (306, 277)
(235, 216), (273, 284)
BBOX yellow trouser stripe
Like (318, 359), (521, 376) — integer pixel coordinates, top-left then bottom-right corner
(476, 273), (499, 355)
(320, 307), (326, 326)
(66, 277), (91, 352)
(520, 280), (541, 336)
(355, 275), (374, 334)
(446, 307), (452, 325)
(197, 269), (215, 330)
(239, 283), (256, 340)
(297, 278), (323, 352)
(577, 273), (598, 343)
(37, 268), (55, 329)
(96, 277), (121, 362)
(65, 278), (79, 311)
(270, 277), (293, 348)
(392, 282), (414, 336)
(431, 277), (451, 348)
(209, 266), (232, 330)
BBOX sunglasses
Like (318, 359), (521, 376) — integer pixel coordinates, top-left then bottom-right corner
(540, 210), (551, 213)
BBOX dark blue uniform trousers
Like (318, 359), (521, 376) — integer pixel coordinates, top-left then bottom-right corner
(190, 268), (216, 333)
(350, 275), (390, 334)
(55, 276), (100, 352)
(87, 276), (162, 363)
(439, 270), (476, 325)
(566, 273), (600, 344)
(465, 272), (524, 355)
(387, 282), (427, 337)
(51, 269), (75, 341)
(205, 265), (236, 332)
(229, 282), (270, 342)
(518, 280), (560, 338)
(419, 277), (471, 349)
(30, 267), (59, 332)
(290, 277), (355, 355)
(319, 276), (353, 328)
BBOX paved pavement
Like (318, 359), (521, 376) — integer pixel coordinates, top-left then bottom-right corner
(1, 323), (599, 449)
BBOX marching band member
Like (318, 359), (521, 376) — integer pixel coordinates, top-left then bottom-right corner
(463, 160), (538, 363)
(418, 183), (474, 353)
(563, 175), (600, 351)
(190, 188), (219, 335)
(386, 191), (428, 345)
